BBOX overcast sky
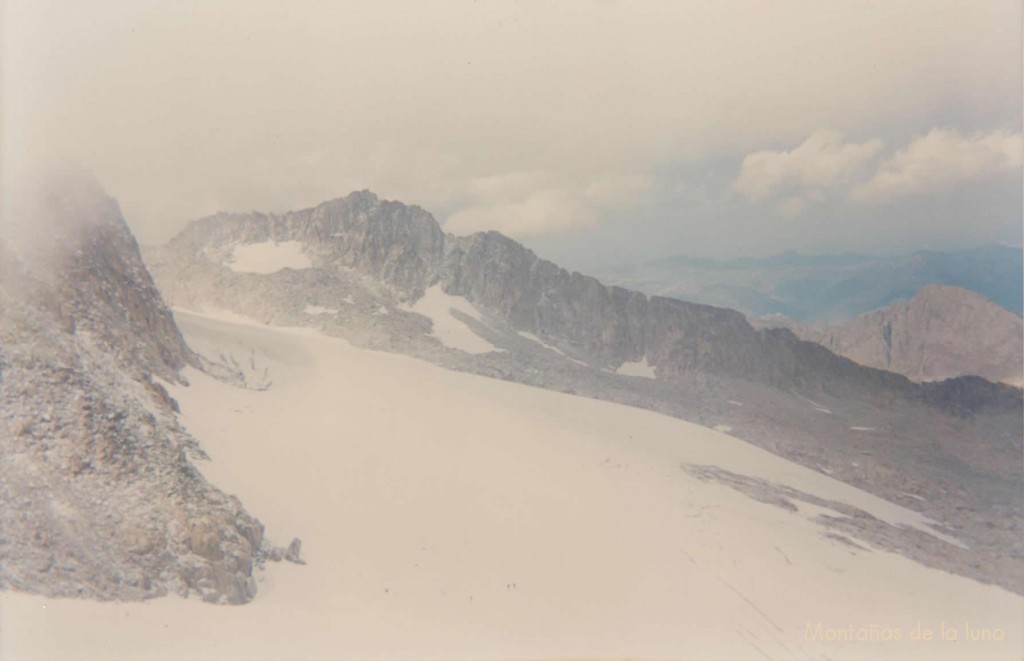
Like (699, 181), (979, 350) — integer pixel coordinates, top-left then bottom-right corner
(3, 1), (1021, 269)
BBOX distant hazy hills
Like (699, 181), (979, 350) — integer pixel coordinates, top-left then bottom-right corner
(599, 245), (1023, 322)
(756, 285), (1023, 386)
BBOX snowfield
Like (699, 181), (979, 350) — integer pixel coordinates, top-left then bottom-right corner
(227, 240), (312, 274)
(3, 310), (1021, 660)
(402, 285), (503, 354)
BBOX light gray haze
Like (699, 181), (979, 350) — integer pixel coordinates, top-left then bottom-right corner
(2, 0), (1021, 269)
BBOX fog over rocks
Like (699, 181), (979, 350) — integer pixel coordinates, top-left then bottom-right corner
(0, 173), (272, 604)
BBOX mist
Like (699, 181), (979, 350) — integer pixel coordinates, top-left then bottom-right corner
(3, 0), (1021, 268)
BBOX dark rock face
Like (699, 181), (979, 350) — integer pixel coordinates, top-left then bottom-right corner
(0, 172), (264, 604)
(443, 232), (1019, 418)
(172, 191), (445, 294)
(444, 232), (650, 363)
(5, 170), (197, 382)
(919, 376), (1024, 417)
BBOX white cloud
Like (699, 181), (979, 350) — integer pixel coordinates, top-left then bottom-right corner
(583, 173), (654, 206)
(734, 127), (1023, 217)
(444, 189), (593, 237)
(852, 129), (1023, 203)
(3, 1), (1020, 256)
(733, 130), (883, 208)
(443, 172), (653, 238)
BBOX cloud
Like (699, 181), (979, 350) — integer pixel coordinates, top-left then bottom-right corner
(444, 189), (593, 237)
(732, 130), (883, 206)
(734, 127), (1023, 217)
(852, 128), (1023, 203)
(2, 1), (1020, 260)
(776, 196), (806, 218)
(443, 172), (653, 238)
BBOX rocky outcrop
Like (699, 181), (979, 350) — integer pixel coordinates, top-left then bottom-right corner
(4, 170), (198, 382)
(757, 285), (1023, 387)
(152, 191), (1021, 420)
(443, 231), (1020, 416)
(1, 171), (265, 604)
(169, 191), (445, 294)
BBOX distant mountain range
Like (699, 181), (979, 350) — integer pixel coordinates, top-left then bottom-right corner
(756, 285), (1023, 386)
(598, 246), (1023, 322)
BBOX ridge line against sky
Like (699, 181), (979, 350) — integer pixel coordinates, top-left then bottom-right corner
(2, 0), (1021, 270)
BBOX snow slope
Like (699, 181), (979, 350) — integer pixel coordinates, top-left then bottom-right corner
(3, 310), (1021, 661)
(228, 241), (312, 274)
(402, 285), (503, 354)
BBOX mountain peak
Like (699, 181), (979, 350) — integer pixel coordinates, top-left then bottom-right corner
(912, 283), (1001, 308)
(767, 283), (1023, 386)
(1, 176), (264, 604)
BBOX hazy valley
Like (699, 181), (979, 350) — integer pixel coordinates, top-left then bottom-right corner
(599, 246), (1023, 322)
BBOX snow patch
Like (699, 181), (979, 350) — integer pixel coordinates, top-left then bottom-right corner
(303, 305), (338, 316)
(794, 393), (832, 414)
(403, 285), (503, 354)
(517, 331), (587, 366)
(228, 241), (312, 274)
(174, 306), (266, 327)
(850, 426), (877, 432)
(616, 356), (656, 379)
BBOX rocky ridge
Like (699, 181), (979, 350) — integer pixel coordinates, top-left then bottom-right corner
(156, 192), (1020, 417)
(0, 173), (271, 604)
